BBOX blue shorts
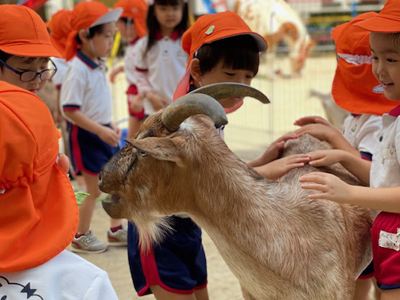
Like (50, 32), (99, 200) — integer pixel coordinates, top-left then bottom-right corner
(127, 216), (208, 296)
(358, 261), (374, 280)
(68, 123), (120, 175)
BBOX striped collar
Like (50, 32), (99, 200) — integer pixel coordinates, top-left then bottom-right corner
(155, 30), (180, 41)
(77, 51), (100, 69)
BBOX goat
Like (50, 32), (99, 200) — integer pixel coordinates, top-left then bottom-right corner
(99, 83), (373, 300)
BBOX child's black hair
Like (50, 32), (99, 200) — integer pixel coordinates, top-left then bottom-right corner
(118, 17), (135, 25)
(144, 0), (189, 56)
(195, 35), (260, 76)
(0, 50), (49, 70)
(0, 50), (12, 64)
(75, 24), (106, 45)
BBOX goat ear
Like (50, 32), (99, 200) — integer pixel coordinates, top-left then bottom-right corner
(128, 137), (185, 167)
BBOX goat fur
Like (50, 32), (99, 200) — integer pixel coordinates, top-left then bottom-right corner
(99, 112), (373, 300)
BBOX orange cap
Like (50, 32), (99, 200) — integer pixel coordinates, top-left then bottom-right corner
(113, 0), (148, 38)
(331, 12), (398, 115)
(48, 9), (73, 58)
(0, 5), (61, 58)
(356, 0), (400, 33)
(174, 11), (267, 113)
(0, 81), (78, 272)
(65, 1), (122, 61)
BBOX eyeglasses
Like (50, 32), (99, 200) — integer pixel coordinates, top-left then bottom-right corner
(0, 59), (58, 82)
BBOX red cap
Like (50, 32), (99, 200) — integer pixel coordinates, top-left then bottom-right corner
(331, 12), (398, 115)
(65, 1), (122, 61)
(113, 0), (148, 38)
(0, 5), (61, 58)
(356, 0), (400, 33)
(0, 81), (78, 272)
(48, 9), (73, 58)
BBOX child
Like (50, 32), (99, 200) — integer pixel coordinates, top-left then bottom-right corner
(60, 1), (125, 253)
(110, 0), (148, 138)
(295, 12), (399, 300)
(0, 5), (118, 299)
(128, 10), (308, 300)
(299, 1), (400, 298)
(133, 0), (189, 117)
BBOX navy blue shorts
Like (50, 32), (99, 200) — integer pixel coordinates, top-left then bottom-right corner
(68, 123), (120, 175)
(358, 261), (374, 279)
(127, 216), (208, 296)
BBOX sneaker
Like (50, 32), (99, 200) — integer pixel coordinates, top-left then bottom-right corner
(107, 228), (127, 246)
(71, 231), (108, 254)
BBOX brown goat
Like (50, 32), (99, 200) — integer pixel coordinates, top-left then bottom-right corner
(99, 84), (373, 300)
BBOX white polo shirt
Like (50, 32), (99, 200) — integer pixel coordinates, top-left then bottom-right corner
(370, 105), (400, 188)
(60, 51), (112, 124)
(125, 38), (140, 85)
(0, 250), (118, 300)
(52, 57), (69, 89)
(134, 32), (188, 114)
(343, 114), (382, 157)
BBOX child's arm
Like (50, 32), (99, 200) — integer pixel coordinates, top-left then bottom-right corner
(294, 116), (360, 157)
(64, 110), (119, 147)
(109, 66), (124, 84)
(253, 154), (311, 180)
(299, 172), (400, 213)
(129, 93), (145, 112)
(306, 149), (370, 185)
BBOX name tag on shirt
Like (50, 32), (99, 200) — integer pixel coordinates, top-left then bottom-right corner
(379, 229), (400, 251)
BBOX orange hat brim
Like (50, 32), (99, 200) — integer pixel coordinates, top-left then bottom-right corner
(0, 42), (61, 58)
(356, 15), (400, 32)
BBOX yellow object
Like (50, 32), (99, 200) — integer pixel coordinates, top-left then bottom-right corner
(108, 31), (121, 69)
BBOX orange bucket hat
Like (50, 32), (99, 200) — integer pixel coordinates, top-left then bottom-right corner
(174, 11), (267, 113)
(113, 0), (148, 38)
(0, 5), (61, 58)
(331, 12), (398, 115)
(48, 9), (73, 59)
(356, 0), (400, 33)
(65, 1), (122, 61)
(0, 81), (78, 272)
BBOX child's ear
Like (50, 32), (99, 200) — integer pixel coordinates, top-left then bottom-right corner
(190, 58), (202, 82)
(78, 29), (88, 42)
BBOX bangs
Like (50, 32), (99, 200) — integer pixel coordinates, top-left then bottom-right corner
(197, 35), (260, 76)
(154, 0), (183, 5)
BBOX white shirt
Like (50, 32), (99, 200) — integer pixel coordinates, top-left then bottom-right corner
(52, 57), (69, 89)
(125, 40), (139, 85)
(342, 114), (382, 155)
(134, 33), (188, 114)
(0, 250), (118, 300)
(370, 105), (400, 188)
(60, 52), (112, 124)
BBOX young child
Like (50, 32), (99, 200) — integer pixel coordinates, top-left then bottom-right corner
(60, 1), (125, 253)
(133, 0), (189, 117)
(128, 10), (308, 300)
(110, 0), (148, 138)
(295, 12), (399, 300)
(0, 5), (118, 298)
(299, 1), (400, 298)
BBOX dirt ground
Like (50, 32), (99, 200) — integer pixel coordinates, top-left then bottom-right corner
(68, 55), (355, 300)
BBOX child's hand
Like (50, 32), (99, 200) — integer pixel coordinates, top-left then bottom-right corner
(307, 149), (345, 167)
(299, 172), (352, 203)
(259, 133), (300, 164)
(98, 126), (120, 147)
(57, 154), (70, 173)
(294, 116), (332, 127)
(146, 91), (170, 111)
(254, 154), (310, 180)
(295, 123), (341, 145)
(129, 94), (144, 112)
(110, 122), (121, 140)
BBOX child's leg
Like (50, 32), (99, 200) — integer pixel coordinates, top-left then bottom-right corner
(128, 116), (143, 139)
(194, 287), (209, 300)
(78, 172), (102, 233)
(150, 286), (197, 300)
(380, 289), (400, 300)
(353, 279), (372, 300)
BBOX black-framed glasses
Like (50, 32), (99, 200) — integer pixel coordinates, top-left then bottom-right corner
(0, 59), (57, 82)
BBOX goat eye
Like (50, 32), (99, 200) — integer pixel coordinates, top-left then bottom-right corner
(139, 150), (147, 157)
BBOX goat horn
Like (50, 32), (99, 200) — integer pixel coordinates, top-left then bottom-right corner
(161, 93), (228, 132)
(189, 82), (270, 104)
